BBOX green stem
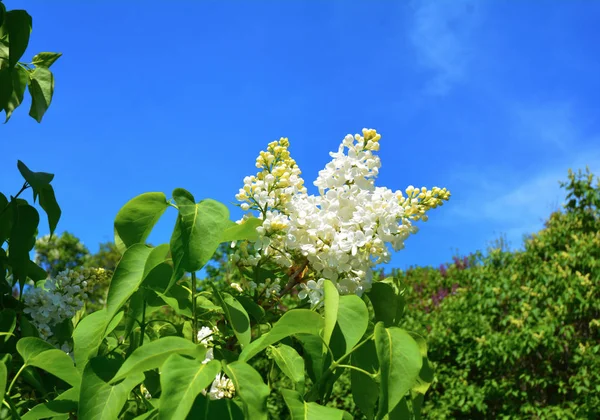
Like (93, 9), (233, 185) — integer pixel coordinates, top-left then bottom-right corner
(319, 335), (335, 362)
(312, 333), (375, 395)
(139, 298), (147, 347)
(7, 364), (26, 397)
(334, 333), (374, 367)
(0, 182), (29, 218)
(192, 271), (198, 344)
(145, 319), (179, 331)
(336, 364), (375, 378)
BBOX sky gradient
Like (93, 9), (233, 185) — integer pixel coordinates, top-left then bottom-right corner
(2, 0), (599, 270)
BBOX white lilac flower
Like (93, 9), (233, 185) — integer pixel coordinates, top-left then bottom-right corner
(235, 129), (450, 305)
(197, 326), (216, 346)
(202, 347), (214, 365)
(23, 268), (107, 343)
(230, 283), (244, 293)
(298, 279), (325, 307)
(264, 278), (281, 298)
(208, 373), (235, 400)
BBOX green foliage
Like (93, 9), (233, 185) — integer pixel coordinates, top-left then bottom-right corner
(35, 232), (89, 277)
(398, 168), (600, 418)
(2, 183), (431, 419)
(0, 160), (59, 298)
(0, 2), (61, 122)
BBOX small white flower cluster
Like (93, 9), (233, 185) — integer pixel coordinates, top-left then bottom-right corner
(230, 277), (281, 299)
(208, 373), (236, 400)
(23, 268), (105, 341)
(235, 129), (450, 306)
(198, 325), (235, 400)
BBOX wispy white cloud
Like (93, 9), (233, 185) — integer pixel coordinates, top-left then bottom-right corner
(409, 0), (482, 95)
(449, 97), (600, 248)
(511, 101), (578, 150)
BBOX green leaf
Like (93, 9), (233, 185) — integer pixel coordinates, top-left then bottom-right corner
(3, 65), (28, 122)
(106, 244), (153, 323)
(39, 183), (61, 235)
(322, 280), (339, 347)
(408, 332), (433, 396)
(142, 244), (170, 279)
(170, 189), (230, 272)
(124, 289), (144, 339)
(28, 349), (80, 386)
(20, 315), (40, 338)
(73, 310), (107, 375)
(367, 282), (400, 327)
(411, 393), (425, 420)
(111, 336), (204, 383)
(155, 284), (193, 318)
(214, 290), (251, 348)
(236, 295), (265, 322)
(388, 397), (410, 420)
(220, 217), (262, 242)
(16, 161), (61, 234)
(269, 344), (305, 393)
(32, 52), (62, 68)
(157, 356), (221, 420)
(0, 192), (11, 243)
(239, 309), (323, 362)
(0, 68), (12, 112)
(78, 357), (144, 420)
(296, 334), (325, 383)
(0, 309), (16, 344)
(16, 337), (55, 364)
(374, 324), (422, 419)
(6, 10), (31, 67)
(222, 361), (269, 420)
(0, 361), (6, 406)
(105, 310), (124, 339)
(28, 66), (54, 122)
(8, 203), (39, 282)
(141, 244), (172, 293)
(336, 295), (369, 354)
(27, 260), (47, 281)
(351, 339), (379, 420)
(281, 389), (351, 419)
(114, 192), (168, 252)
(16, 160), (54, 193)
(189, 397), (244, 420)
(21, 387), (79, 420)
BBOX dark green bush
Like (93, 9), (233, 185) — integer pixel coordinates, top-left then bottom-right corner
(397, 168), (600, 419)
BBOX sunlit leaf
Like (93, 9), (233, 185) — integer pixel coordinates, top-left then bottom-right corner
(28, 67), (54, 122)
(114, 192), (168, 252)
(106, 244), (153, 322)
(78, 357), (144, 420)
(239, 309), (323, 362)
(170, 189), (230, 273)
(269, 344), (305, 393)
(281, 389), (351, 419)
(374, 323), (422, 419)
(111, 336), (204, 383)
(222, 361), (269, 420)
(158, 356), (220, 420)
(32, 52), (62, 68)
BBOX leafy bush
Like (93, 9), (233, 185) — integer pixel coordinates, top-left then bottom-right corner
(1, 129), (450, 419)
(398, 167), (600, 419)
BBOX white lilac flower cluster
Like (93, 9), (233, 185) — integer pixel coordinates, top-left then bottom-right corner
(230, 277), (281, 298)
(23, 268), (106, 341)
(234, 129), (450, 306)
(197, 326), (235, 400)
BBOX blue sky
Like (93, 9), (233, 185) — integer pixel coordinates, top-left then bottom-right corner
(2, 0), (599, 270)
